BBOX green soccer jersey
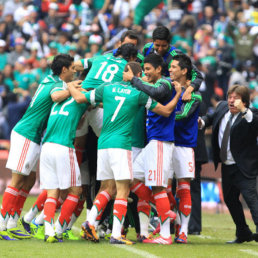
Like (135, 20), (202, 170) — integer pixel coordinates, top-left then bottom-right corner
(14, 75), (67, 144)
(81, 53), (128, 89)
(132, 107), (146, 148)
(85, 81), (157, 150)
(42, 95), (89, 148)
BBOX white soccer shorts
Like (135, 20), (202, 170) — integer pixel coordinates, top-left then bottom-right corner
(75, 107), (103, 138)
(40, 143), (81, 190)
(133, 140), (174, 187)
(6, 130), (40, 175)
(97, 148), (133, 181)
(170, 146), (195, 179)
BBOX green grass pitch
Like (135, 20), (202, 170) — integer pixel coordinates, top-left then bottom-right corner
(0, 196), (257, 258)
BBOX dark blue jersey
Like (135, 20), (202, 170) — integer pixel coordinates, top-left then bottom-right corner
(174, 91), (202, 147)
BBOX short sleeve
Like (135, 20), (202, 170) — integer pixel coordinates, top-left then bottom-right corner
(138, 91), (157, 110)
(50, 81), (67, 95)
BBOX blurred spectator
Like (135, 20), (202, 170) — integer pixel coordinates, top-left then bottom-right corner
(228, 62), (247, 87)
(215, 34), (234, 98)
(32, 57), (51, 85)
(7, 37), (29, 66)
(0, 39), (7, 70)
(5, 88), (31, 139)
(44, 2), (63, 34)
(227, 21), (258, 63)
(171, 25), (193, 55)
(13, 56), (36, 92)
(3, 64), (15, 92)
(198, 5), (218, 27)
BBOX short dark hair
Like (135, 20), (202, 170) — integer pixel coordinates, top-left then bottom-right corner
(227, 85), (250, 108)
(121, 30), (139, 45)
(172, 54), (192, 80)
(152, 26), (171, 43)
(144, 53), (164, 70)
(124, 61), (142, 76)
(114, 43), (138, 61)
(51, 54), (74, 76)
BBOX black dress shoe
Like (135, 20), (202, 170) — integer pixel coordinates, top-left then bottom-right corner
(253, 233), (258, 242)
(226, 235), (253, 244)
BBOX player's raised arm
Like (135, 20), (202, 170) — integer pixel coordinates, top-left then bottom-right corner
(151, 81), (182, 117)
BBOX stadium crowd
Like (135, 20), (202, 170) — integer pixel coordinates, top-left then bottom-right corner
(0, 0), (257, 246)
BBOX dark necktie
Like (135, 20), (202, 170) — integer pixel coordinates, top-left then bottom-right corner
(220, 114), (234, 163)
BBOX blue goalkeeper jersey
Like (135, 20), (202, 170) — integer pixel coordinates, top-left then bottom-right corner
(146, 90), (176, 142)
(174, 91), (202, 147)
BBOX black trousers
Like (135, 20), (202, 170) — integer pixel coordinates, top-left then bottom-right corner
(222, 164), (258, 238)
(188, 162), (202, 233)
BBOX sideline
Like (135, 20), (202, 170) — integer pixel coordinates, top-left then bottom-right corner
(240, 249), (258, 257)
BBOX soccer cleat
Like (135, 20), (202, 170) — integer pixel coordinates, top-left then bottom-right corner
(30, 220), (45, 240)
(81, 221), (99, 243)
(8, 228), (32, 239)
(175, 232), (187, 244)
(137, 234), (154, 243)
(80, 230), (86, 239)
(44, 235), (63, 243)
(143, 235), (172, 245)
(110, 236), (135, 245)
(20, 217), (31, 234)
(0, 230), (18, 240)
(63, 229), (79, 240)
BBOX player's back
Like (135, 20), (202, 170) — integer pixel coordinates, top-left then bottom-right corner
(43, 96), (89, 148)
(14, 75), (65, 144)
(97, 81), (152, 150)
(82, 53), (128, 89)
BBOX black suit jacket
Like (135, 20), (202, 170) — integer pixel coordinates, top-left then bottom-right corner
(203, 101), (258, 178)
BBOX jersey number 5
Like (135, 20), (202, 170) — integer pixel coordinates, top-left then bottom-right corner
(111, 96), (125, 122)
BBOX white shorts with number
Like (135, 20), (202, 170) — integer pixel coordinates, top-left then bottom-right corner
(133, 140), (174, 187)
(76, 107), (103, 138)
(6, 130), (40, 175)
(170, 146), (195, 179)
(97, 148), (133, 181)
(40, 143), (81, 190)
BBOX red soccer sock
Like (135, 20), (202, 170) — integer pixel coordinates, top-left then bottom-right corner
(94, 191), (111, 215)
(177, 182), (191, 217)
(1, 186), (19, 219)
(154, 191), (171, 223)
(166, 185), (177, 210)
(11, 189), (29, 217)
(112, 199), (128, 238)
(32, 190), (47, 212)
(58, 194), (79, 227)
(73, 199), (85, 217)
(56, 197), (64, 210)
(44, 197), (57, 224)
(131, 182), (155, 204)
(137, 199), (151, 217)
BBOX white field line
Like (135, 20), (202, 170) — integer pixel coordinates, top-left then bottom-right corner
(240, 249), (258, 257)
(72, 226), (160, 258)
(114, 245), (160, 258)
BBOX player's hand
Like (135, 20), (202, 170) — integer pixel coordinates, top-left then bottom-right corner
(182, 85), (193, 102)
(198, 117), (203, 129)
(234, 99), (246, 112)
(142, 76), (148, 82)
(68, 80), (82, 88)
(173, 81), (182, 94)
(123, 65), (134, 81)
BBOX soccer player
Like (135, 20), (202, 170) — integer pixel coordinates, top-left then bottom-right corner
(142, 25), (203, 101)
(39, 78), (90, 243)
(168, 54), (202, 244)
(123, 53), (180, 244)
(68, 61), (181, 244)
(0, 54), (80, 241)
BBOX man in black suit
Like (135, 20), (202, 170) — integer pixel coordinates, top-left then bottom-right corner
(200, 84), (258, 244)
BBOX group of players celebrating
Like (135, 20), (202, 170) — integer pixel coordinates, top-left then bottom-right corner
(0, 25), (204, 245)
